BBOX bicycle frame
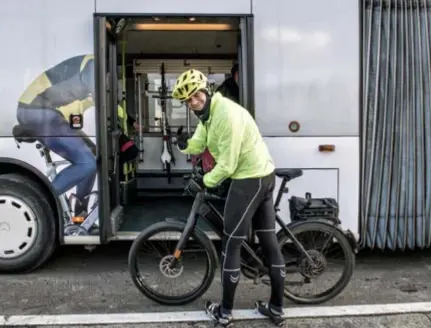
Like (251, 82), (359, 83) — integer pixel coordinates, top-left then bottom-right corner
(13, 124), (100, 234)
(153, 62), (175, 183)
(30, 142), (73, 224)
(171, 177), (316, 272)
(35, 142), (99, 230)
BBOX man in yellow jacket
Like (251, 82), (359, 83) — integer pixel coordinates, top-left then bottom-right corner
(172, 69), (286, 327)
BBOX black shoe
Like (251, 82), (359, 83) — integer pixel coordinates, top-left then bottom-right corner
(255, 300), (286, 326)
(205, 301), (233, 327)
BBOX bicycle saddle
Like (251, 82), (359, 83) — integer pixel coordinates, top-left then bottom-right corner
(12, 124), (37, 143)
(274, 168), (303, 180)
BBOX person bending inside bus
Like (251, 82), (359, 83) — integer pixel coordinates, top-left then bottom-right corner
(172, 69), (286, 327)
(215, 63), (239, 104)
(16, 55), (98, 216)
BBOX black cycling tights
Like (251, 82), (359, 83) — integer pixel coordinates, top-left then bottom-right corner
(220, 172), (285, 312)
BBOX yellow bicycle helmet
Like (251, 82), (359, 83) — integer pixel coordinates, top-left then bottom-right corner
(172, 69), (208, 101)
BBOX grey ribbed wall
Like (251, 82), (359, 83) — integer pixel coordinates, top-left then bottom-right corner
(361, 0), (431, 250)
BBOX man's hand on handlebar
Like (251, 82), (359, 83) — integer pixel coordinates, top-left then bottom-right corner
(184, 172), (226, 201)
(188, 171), (205, 193)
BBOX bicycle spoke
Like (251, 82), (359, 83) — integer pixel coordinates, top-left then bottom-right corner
(279, 222), (354, 304)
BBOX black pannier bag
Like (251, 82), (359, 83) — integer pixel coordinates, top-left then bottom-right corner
(289, 193), (340, 225)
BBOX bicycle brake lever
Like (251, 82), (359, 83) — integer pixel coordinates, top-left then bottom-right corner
(183, 174), (191, 180)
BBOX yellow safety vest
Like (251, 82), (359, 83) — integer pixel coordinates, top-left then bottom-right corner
(117, 104), (128, 135)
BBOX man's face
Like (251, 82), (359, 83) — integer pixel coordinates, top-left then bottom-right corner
(233, 71), (239, 84)
(186, 90), (207, 111)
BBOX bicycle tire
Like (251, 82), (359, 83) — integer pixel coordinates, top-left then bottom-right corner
(278, 220), (355, 304)
(128, 220), (218, 305)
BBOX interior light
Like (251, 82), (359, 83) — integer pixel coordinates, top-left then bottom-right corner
(133, 23), (233, 31)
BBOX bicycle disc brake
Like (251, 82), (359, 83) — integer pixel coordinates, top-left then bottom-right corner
(298, 249), (327, 278)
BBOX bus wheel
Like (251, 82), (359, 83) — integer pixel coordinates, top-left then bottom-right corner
(0, 173), (57, 273)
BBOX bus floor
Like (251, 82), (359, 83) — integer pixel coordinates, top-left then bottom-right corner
(119, 196), (215, 234)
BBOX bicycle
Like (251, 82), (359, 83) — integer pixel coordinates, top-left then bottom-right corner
(151, 63), (176, 183)
(128, 158), (358, 306)
(12, 124), (99, 236)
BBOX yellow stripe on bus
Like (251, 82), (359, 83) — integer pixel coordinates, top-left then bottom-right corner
(19, 72), (52, 105)
(80, 55), (94, 72)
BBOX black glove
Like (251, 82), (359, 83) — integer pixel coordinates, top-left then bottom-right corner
(176, 126), (190, 150)
(188, 172), (205, 193)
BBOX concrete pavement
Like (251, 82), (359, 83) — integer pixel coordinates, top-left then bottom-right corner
(2, 244), (431, 315)
(2, 243), (431, 326)
(7, 314), (431, 328)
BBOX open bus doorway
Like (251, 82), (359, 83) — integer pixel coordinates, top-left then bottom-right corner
(93, 14), (254, 242)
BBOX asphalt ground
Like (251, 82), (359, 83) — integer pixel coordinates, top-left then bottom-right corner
(2, 243), (431, 315)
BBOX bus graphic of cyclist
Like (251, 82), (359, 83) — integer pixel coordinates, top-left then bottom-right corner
(14, 54), (98, 235)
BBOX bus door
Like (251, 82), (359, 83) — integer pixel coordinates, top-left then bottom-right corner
(237, 15), (254, 115)
(94, 16), (124, 242)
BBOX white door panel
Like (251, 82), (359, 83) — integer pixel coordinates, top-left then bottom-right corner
(265, 136), (359, 235)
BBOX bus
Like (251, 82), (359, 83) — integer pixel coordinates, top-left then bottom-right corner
(2, 0), (426, 274)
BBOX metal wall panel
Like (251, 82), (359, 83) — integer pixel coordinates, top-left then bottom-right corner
(0, 0), (99, 243)
(252, 0), (359, 137)
(96, 0), (251, 14)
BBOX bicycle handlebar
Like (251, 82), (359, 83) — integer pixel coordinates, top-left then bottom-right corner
(183, 168), (227, 201)
(202, 190), (225, 201)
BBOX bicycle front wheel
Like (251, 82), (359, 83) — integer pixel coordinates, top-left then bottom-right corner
(128, 221), (218, 305)
(278, 220), (355, 304)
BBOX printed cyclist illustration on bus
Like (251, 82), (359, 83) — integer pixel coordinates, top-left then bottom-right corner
(12, 54), (99, 236)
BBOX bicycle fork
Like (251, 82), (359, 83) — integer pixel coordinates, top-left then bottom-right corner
(169, 193), (205, 268)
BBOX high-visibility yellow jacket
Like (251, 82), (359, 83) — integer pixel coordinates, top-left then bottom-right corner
(180, 92), (274, 188)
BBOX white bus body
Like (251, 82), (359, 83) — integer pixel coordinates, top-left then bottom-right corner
(0, 0), (360, 273)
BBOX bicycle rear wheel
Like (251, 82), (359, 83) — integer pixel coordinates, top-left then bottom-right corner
(128, 221), (218, 305)
(277, 220), (355, 304)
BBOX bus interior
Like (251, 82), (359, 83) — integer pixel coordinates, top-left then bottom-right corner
(94, 15), (253, 240)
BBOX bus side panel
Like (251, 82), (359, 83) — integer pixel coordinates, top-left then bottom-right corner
(0, 0), (99, 241)
(266, 137), (360, 235)
(252, 0), (360, 235)
(95, 0), (252, 14)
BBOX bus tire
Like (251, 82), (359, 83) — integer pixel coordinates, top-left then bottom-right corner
(0, 173), (57, 273)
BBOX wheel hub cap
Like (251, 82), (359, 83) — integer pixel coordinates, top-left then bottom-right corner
(0, 196), (38, 259)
